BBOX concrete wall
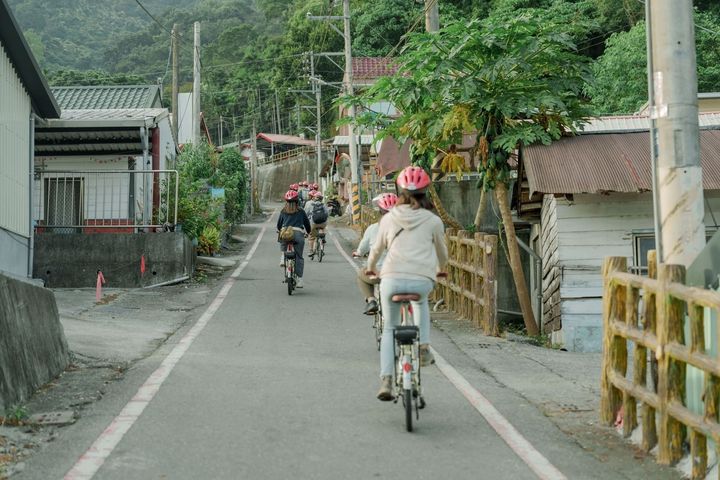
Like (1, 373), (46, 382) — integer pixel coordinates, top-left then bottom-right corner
(33, 232), (194, 288)
(257, 153), (319, 203)
(0, 273), (69, 411)
(0, 227), (30, 277)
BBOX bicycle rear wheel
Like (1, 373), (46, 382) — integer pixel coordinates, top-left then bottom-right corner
(404, 389), (413, 432)
(286, 263), (294, 296)
(318, 243), (324, 262)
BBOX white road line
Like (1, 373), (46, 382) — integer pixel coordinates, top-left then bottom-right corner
(330, 227), (566, 480)
(64, 213), (274, 480)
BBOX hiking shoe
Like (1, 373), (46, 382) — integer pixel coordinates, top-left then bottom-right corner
(364, 299), (379, 315)
(296, 278), (304, 288)
(377, 375), (394, 401)
(309, 252), (315, 260)
(419, 345), (435, 367)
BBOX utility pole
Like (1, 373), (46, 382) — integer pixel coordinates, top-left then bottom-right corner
(192, 22), (201, 145)
(171, 23), (179, 144)
(342, 0), (360, 224)
(275, 91), (282, 135)
(425, 0), (439, 32)
(251, 120), (259, 214)
(310, 52), (323, 188)
(650, 0), (705, 267)
(219, 116), (223, 146)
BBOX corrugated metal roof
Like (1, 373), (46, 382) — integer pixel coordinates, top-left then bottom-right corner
(524, 130), (720, 194)
(51, 85), (162, 110)
(256, 133), (315, 146)
(578, 113), (720, 134)
(332, 135), (376, 146)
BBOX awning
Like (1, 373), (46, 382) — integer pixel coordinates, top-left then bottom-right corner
(332, 135), (376, 146)
(375, 137), (410, 177)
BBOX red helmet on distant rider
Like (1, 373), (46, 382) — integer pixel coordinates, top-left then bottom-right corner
(311, 183), (319, 190)
(375, 193), (398, 211)
(284, 190), (299, 201)
(289, 183), (299, 191)
(312, 191), (323, 200)
(301, 181), (308, 187)
(396, 166), (431, 192)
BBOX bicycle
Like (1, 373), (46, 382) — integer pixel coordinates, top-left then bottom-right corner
(391, 293), (425, 432)
(372, 283), (383, 351)
(311, 228), (326, 262)
(283, 242), (298, 295)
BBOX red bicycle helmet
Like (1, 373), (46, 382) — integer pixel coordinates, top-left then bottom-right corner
(311, 183), (319, 190)
(284, 190), (299, 201)
(375, 193), (398, 211)
(313, 191), (323, 200)
(301, 181), (308, 187)
(397, 166), (430, 191)
(289, 183), (299, 191)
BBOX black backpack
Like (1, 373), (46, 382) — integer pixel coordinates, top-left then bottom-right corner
(311, 202), (328, 224)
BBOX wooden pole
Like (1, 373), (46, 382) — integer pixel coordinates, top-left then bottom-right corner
(483, 234), (498, 336)
(600, 256), (627, 425)
(641, 250), (659, 451)
(656, 263), (686, 465)
(171, 24), (179, 144)
(625, 284), (640, 437)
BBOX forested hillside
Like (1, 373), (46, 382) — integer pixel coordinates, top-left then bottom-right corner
(8, 0), (720, 143)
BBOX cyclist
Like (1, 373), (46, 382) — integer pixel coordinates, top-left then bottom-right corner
(352, 193), (397, 315)
(298, 181), (310, 207)
(305, 190), (330, 259)
(277, 190), (311, 288)
(366, 166), (448, 401)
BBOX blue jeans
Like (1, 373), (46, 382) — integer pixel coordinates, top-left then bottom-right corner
(379, 277), (434, 377)
(280, 231), (305, 277)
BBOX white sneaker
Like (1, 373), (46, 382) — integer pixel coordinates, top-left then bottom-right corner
(296, 278), (304, 288)
(279, 254), (284, 267)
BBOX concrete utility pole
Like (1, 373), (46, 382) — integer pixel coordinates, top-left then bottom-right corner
(310, 52), (323, 188)
(171, 24), (179, 144)
(343, 0), (360, 225)
(275, 91), (282, 135)
(425, 0), (439, 32)
(251, 120), (259, 214)
(650, 0), (705, 266)
(192, 22), (201, 145)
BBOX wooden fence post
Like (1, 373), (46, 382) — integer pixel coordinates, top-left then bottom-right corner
(458, 230), (471, 321)
(446, 229), (457, 313)
(473, 232), (484, 328)
(656, 264), (686, 465)
(483, 234), (498, 336)
(601, 256), (627, 425)
(641, 250), (658, 451)
(625, 283), (640, 437)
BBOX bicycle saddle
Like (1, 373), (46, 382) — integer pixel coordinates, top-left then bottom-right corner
(391, 293), (421, 302)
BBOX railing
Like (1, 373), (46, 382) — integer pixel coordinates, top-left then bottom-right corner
(34, 170), (178, 233)
(433, 229), (498, 335)
(601, 252), (720, 478)
(258, 146), (334, 166)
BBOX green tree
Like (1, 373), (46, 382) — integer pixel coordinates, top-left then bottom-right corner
(46, 69), (146, 86)
(345, 13), (593, 335)
(588, 10), (720, 114)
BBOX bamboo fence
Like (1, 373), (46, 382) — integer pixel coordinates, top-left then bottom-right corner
(434, 228), (499, 336)
(601, 252), (720, 478)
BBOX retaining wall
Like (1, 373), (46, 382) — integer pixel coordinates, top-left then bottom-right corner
(257, 153), (319, 203)
(0, 273), (69, 411)
(33, 232), (195, 288)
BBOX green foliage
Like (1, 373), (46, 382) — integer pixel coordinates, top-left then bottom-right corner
(588, 10), (720, 114)
(215, 148), (250, 223)
(4, 404), (28, 422)
(346, 11), (592, 192)
(46, 69), (147, 87)
(198, 224), (222, 255)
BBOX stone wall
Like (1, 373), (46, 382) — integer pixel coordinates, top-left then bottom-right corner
(0, 273), (69, 410)
(257, 153), (319, 203)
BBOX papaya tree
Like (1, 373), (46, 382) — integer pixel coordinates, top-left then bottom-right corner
(344, 12), (592, 335)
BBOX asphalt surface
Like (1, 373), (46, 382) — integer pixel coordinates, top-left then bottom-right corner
(15, 217), (680, 480)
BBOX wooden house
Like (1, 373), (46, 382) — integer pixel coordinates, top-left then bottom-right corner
(517, 114), (720, 352)
(0, 0), (60, 277)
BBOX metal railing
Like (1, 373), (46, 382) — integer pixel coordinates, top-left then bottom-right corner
(601, 252), (720, 478)
(34, 170), (178, 232)
(258, 146), (334, 166)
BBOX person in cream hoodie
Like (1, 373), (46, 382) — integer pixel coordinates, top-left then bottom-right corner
(366, 166), (448, 401)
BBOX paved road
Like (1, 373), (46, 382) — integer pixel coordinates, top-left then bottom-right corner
(17, 216), (663, 480)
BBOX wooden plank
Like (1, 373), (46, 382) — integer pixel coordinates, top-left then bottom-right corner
(601, 257), (628, 425)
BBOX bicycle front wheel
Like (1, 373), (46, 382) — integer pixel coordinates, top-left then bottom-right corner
(404, 389), (413, 432)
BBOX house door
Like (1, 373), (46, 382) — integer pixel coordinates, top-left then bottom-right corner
(45, 177), (83, 233)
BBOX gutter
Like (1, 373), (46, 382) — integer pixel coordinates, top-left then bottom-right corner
(27, 114), (36, 278)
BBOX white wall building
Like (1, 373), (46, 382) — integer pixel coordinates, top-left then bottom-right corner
(0, 0), (60, 277)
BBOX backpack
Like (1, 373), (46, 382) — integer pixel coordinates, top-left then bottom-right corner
(311, 202), (328, 224)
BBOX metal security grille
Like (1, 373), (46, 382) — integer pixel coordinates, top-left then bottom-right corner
(35, 170), (178, 232)
(45, 177), (82, 233)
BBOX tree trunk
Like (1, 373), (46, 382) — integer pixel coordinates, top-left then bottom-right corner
(473, 188), (487, 231)
(495, 182), (538, 335)
(429, 183), (463, 230)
